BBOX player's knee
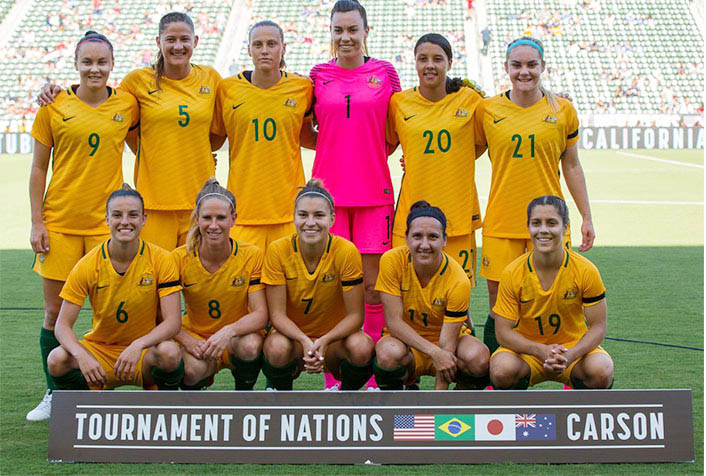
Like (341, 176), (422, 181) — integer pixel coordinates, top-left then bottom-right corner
(235, 333), (263, 360)
(47, 347), (69, 377)
(457, 337), (490, 375)
(374, 339), (405, 369)
(489, 357), (521, 389)
(183, 362), (205, 386)
(154, 341), (182, 370)
(345, 332), (374, 365)
(263, 334), (293, 366)
(584, 359), (614, 389)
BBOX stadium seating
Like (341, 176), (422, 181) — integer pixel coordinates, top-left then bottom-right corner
(0, 1), (15, 25)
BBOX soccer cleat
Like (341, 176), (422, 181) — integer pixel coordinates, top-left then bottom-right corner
(265, 387), (277, 392)
(366, 386), (381, 392)
(26, 390), (52, 421)
(323, 383), (340, 391)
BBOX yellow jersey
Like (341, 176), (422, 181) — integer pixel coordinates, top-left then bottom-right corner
(120, 65), (221, 210)
(31, 87), (139, 234)
(375, 246), (469, 343)
(475, 92), (579, 238)
(262, 234), (363, 339)
(60, 240), (182, 346)
(493, 249), (606, 345)
(388, 87), (483, 236)
(212, 71), (313, 225)
(173, 241), (264, 338)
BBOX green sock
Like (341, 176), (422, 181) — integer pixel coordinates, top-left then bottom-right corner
(261, 356), (297, 390)
(230, 353), (263, 390)
(151, 359), (185, 390)
(483, 315), (499, 355)
(339, 359), (373, 390)
(180, 376), (210, 391)
(372, 358), (407, 390)
(455, 370), (490, 390)
(52, 369), (89, 390)
(40, 327), (60, 391)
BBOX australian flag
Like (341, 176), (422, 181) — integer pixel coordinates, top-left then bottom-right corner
(516, 414), (556, 441)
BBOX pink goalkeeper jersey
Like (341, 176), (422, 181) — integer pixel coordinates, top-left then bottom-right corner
(310, 58), (401, 207)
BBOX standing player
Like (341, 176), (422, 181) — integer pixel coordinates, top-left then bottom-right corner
(490, 196), (613, 390)
(374, 202), (489, 390)
(261, 180), (374, 391)
(27, 32), (139, 420)
(306, 0), (401, 389)
(475, 36), (595, 354)
(210, 20), (313, 253)
(46, 185), (185, 392)
(39, 12), (222, 251)
(173, 179), (268, 390)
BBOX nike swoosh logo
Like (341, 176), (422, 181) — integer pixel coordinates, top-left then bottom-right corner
(322, 80), (334, 85)
(148, 89), (159, 95)
(232, 102), (245, 110)
(183, 283), (196, 287)
(493, 117), (506, 124)
(403, 115), (416, 121)
(96, 285), (109, 289)
(62, 116), (76, 122)
(519, 298), (533, 303)
(382, 240), (391, 245)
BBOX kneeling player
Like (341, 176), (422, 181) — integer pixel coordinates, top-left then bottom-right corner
(261, 179), (374, 390)
(490, 196), (613, 390)
(47, 185), (184, 391)
(173, 179), (267, 390)
(374, 202), (489, 390)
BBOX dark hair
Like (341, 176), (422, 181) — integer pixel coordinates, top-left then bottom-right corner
(154, 12), (195, 90)
(330, 0), (369, 57)
(186, 177), (236, 252)
(414, 33), (463, 94)
(106, 183), (144, 214)
(526, 195), (569, 226)
(405, 200), (447, 235)
(249, 20), (286, 70)
(75, 31), (114, 62)
(295, 178), (334, 213)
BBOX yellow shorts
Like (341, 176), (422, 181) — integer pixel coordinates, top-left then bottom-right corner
(80, 339), (149, 390)
(493, 345), (610, 386)
(231, 222), (295, 254)
(33, 231), (108, 281)
(392, 232), (477, 287)
(182, 329), (233, 373)
(141, 209), (192, 251)
(480, 233), (571, 282)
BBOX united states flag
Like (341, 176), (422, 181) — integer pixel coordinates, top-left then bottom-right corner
(393, 414), (435, 441)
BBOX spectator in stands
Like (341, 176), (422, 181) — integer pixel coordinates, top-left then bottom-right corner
(481, 27), (491, 55)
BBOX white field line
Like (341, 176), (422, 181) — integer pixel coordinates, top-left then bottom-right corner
(616, 151), (704, 169)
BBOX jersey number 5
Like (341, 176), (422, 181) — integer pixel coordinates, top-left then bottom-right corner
(178, 105), (190, 127)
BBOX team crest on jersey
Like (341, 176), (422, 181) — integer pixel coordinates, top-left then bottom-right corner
(367, 75), (382, 88)
(112, 113), (124, 122)
(432, 298), (447, 308)
(322, 273), (336, 283)
(454, 108), (469, 118)
(138, 276), (154, 287)
(543, 115), (558, 125)
(38, 254), (45, 263)
(231, 277), (246, 287)
(284, 98), (297, 108)
(563, 287), (578, 300)
(199, 86), (211, 95)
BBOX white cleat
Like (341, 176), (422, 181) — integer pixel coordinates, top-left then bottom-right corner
(265, 387), (277, 391)
(366, 386), (381, 392)
(323, 384), (340, 391)
(26, 390), (52, 421)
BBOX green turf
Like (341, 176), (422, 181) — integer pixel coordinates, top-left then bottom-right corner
(1, 246), (702, 474)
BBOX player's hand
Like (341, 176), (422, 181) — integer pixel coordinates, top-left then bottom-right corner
(203, 327), (234, 361)
(434, 374), (451, 390)
(556, 91), (573, 102)
(114, 341), (144, 382)
(399, 155), (406, 172)
(578, 216), (595, 252)
(431, 348), (458, 384)
(182, 334), (207, 360)
(37, 83), (62, 106)
(30, 221), (50, 253)
(541, 344), (569, 374)
(76, 350), (107, 387)
(301, 338), (323, 373)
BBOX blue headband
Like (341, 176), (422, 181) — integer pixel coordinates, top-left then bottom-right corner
(506, 39), (544, 58)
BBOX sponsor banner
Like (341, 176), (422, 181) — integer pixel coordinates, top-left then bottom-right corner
(48, 390), (693, 464)
(579, 127), (703, 149)
(0, 133), (33, 154)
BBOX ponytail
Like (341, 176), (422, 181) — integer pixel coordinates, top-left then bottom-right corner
(186, 178), (236, 253)
(153, 12), (195, 91)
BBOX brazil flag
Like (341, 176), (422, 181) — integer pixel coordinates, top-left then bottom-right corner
(435, 414), (475, 440)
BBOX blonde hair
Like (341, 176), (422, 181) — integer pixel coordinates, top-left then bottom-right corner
(186, 178), (236, 253)
(505, 36), (559, 113)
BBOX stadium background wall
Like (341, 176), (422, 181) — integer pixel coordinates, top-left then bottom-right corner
(0, 127), (703, 154)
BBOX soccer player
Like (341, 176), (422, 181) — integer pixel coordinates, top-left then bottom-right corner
(387, 33), (485, 285)
(210, 20), (313, 253)
(46, 185), (185, 392)
(173, 179), (267, 390)
(374, 202), (490, 390)
(305, 0), (401, 390)
(475, 36), (595, 354)
(489, 196), (613, 390)
(261, 179), (374, 391)
(27, 32), (139, 420)
(38, 12), (222, 251)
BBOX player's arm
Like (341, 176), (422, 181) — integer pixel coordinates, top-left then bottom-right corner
(210, 132), (226, 151)
(299, 116), (317, 150)
(37, 83), (62, 106)
(475, 144), (487, 159)
(380, 292), (457, 382)
(310, 282), (364, 366)
(562, 299), (607, 368)
(125, 127), (139, 155)
(436, 320), (463, 389)
(54, 300), (107, 386)
(561, 143), (595, 251)
(266, 284), (314, 349)
(29, 140), (51, 253)
(202, 289), (268, 361)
